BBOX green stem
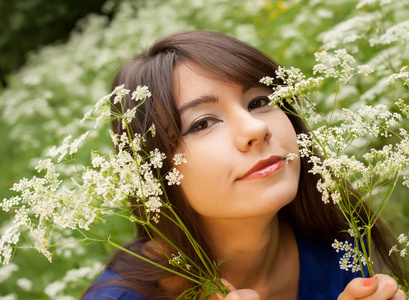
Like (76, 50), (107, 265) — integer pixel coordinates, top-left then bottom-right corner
(107, 239), (202, 285)
(159, 182), (220, 278)
(371, 173), (399, 225)
(165, 206), (218, 277)
(144, 222), (207, 281)
(367, 228), (373, 276)
(143, 227), (203, 280)
(354, 235), (366, 278)
(328, 80), (340, 126)
(359, 232), (374, 277)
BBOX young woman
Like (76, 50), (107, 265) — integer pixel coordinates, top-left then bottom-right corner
(83, 31), (407, 299)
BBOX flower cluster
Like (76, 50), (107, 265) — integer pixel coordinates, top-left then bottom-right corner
(168, 251), (192, 271)
(285, 153), (298, 162)
(47, 132), (90, 162)
(264, 55), (409, 279)
(340, 104), (404, 138)
(332, 239), (368, 273)
(313, 49), (373, 83)
(387, 66), (409, 86)
(389, 233), (409, 257)
(0, 86), (184, 265)
(260, 67), (323, 108)
(373, 20), (409, 46)
(296, 100), (409, 207)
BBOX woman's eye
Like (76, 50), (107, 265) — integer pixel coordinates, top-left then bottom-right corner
(248, 96), (269, 111)
(192, 119), (210, 131)
(183, 117), (219, 135)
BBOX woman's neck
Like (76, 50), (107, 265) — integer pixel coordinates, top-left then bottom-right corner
(201, 214), (300, 299)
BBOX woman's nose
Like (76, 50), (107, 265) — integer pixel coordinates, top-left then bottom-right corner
(232, 111), (272, 152)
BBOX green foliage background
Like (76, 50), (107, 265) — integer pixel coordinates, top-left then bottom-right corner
(0, 0), (408, 298)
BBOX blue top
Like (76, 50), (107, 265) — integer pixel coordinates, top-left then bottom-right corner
(83, 235), (369, 299)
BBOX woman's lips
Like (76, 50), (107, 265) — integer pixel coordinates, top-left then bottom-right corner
(238, 156), (286, 181)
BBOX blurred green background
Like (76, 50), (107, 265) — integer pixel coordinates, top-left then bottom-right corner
(0, 0), (408, 298)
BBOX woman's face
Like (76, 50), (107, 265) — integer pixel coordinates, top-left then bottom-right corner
(174, 62), (300, 220)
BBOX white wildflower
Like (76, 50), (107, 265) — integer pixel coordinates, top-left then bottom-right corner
(173, 153), (187, 165)
(347, 227), (358, 237)
(94, 93), (111, 110)
(46, 132), (89, 162)
(149, 124), (156, 137)
(387, 66), (409, 86)
(396, 99), (409, 117)
(121, 107), (137, 129)
(17, 278), (33, 291)
(397, 233), (408, 244)
(80, 110), (92, 123)
(390, 233), (409, 257)
(94, 105), (111, 128)
(90, 151), (106, 168)
(1, 226), (20, 245)
(131, 133), (144, 152)
(165, 168), (184, 185)
(150, 149), (166, 169)
(389, 245), (398, 256)
(93, 88), (119, 128)
(297, 133), (313, 157)
(286, 153), (298, 162)
(0, 263), (19, 282)
(403, 176), (409, 188)
(0, 244), (13, 265)
(145, 196), (162, 213)
(331, 190), (342, 204)
(169, 252), (183, 265)
(168, 251), (191, 271)
(0, 196), (21, 212)
(118, 132), (130, 150)
(112, 84), (130, 104)
(131, 85), (151, 101)
(69, 131), (89, 155)
(376, 20), (409, 46)
(332, 239), (367, 272)
(109, 130), (119, 147)
(259, 76), (275, 86)
(44, 280), (66, 298)
(357, 65), (374, 76)
(275, 66), (305, 85)
(313, 49), (356, 83)
(47, 135), (72, 162)
(265, 67), (323, 109)
(319, 14), (375, 50)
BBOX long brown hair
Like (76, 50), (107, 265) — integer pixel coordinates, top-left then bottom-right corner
(83, 30), (407, 299)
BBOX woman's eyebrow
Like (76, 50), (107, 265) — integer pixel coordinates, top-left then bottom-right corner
(178, 94), (219, 114)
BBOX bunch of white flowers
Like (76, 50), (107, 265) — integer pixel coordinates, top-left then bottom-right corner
(332, 239), (368, 273)
(262, 51), (409, 277)
(0, 86), (182, 265)
(389, 233), (409, 257)
(387, 66), (409, 87)
(313, 49), (373, 83)
(260, 67), (323, 109)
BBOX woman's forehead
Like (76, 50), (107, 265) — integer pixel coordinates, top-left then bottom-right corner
(172, 61), (264, 104)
